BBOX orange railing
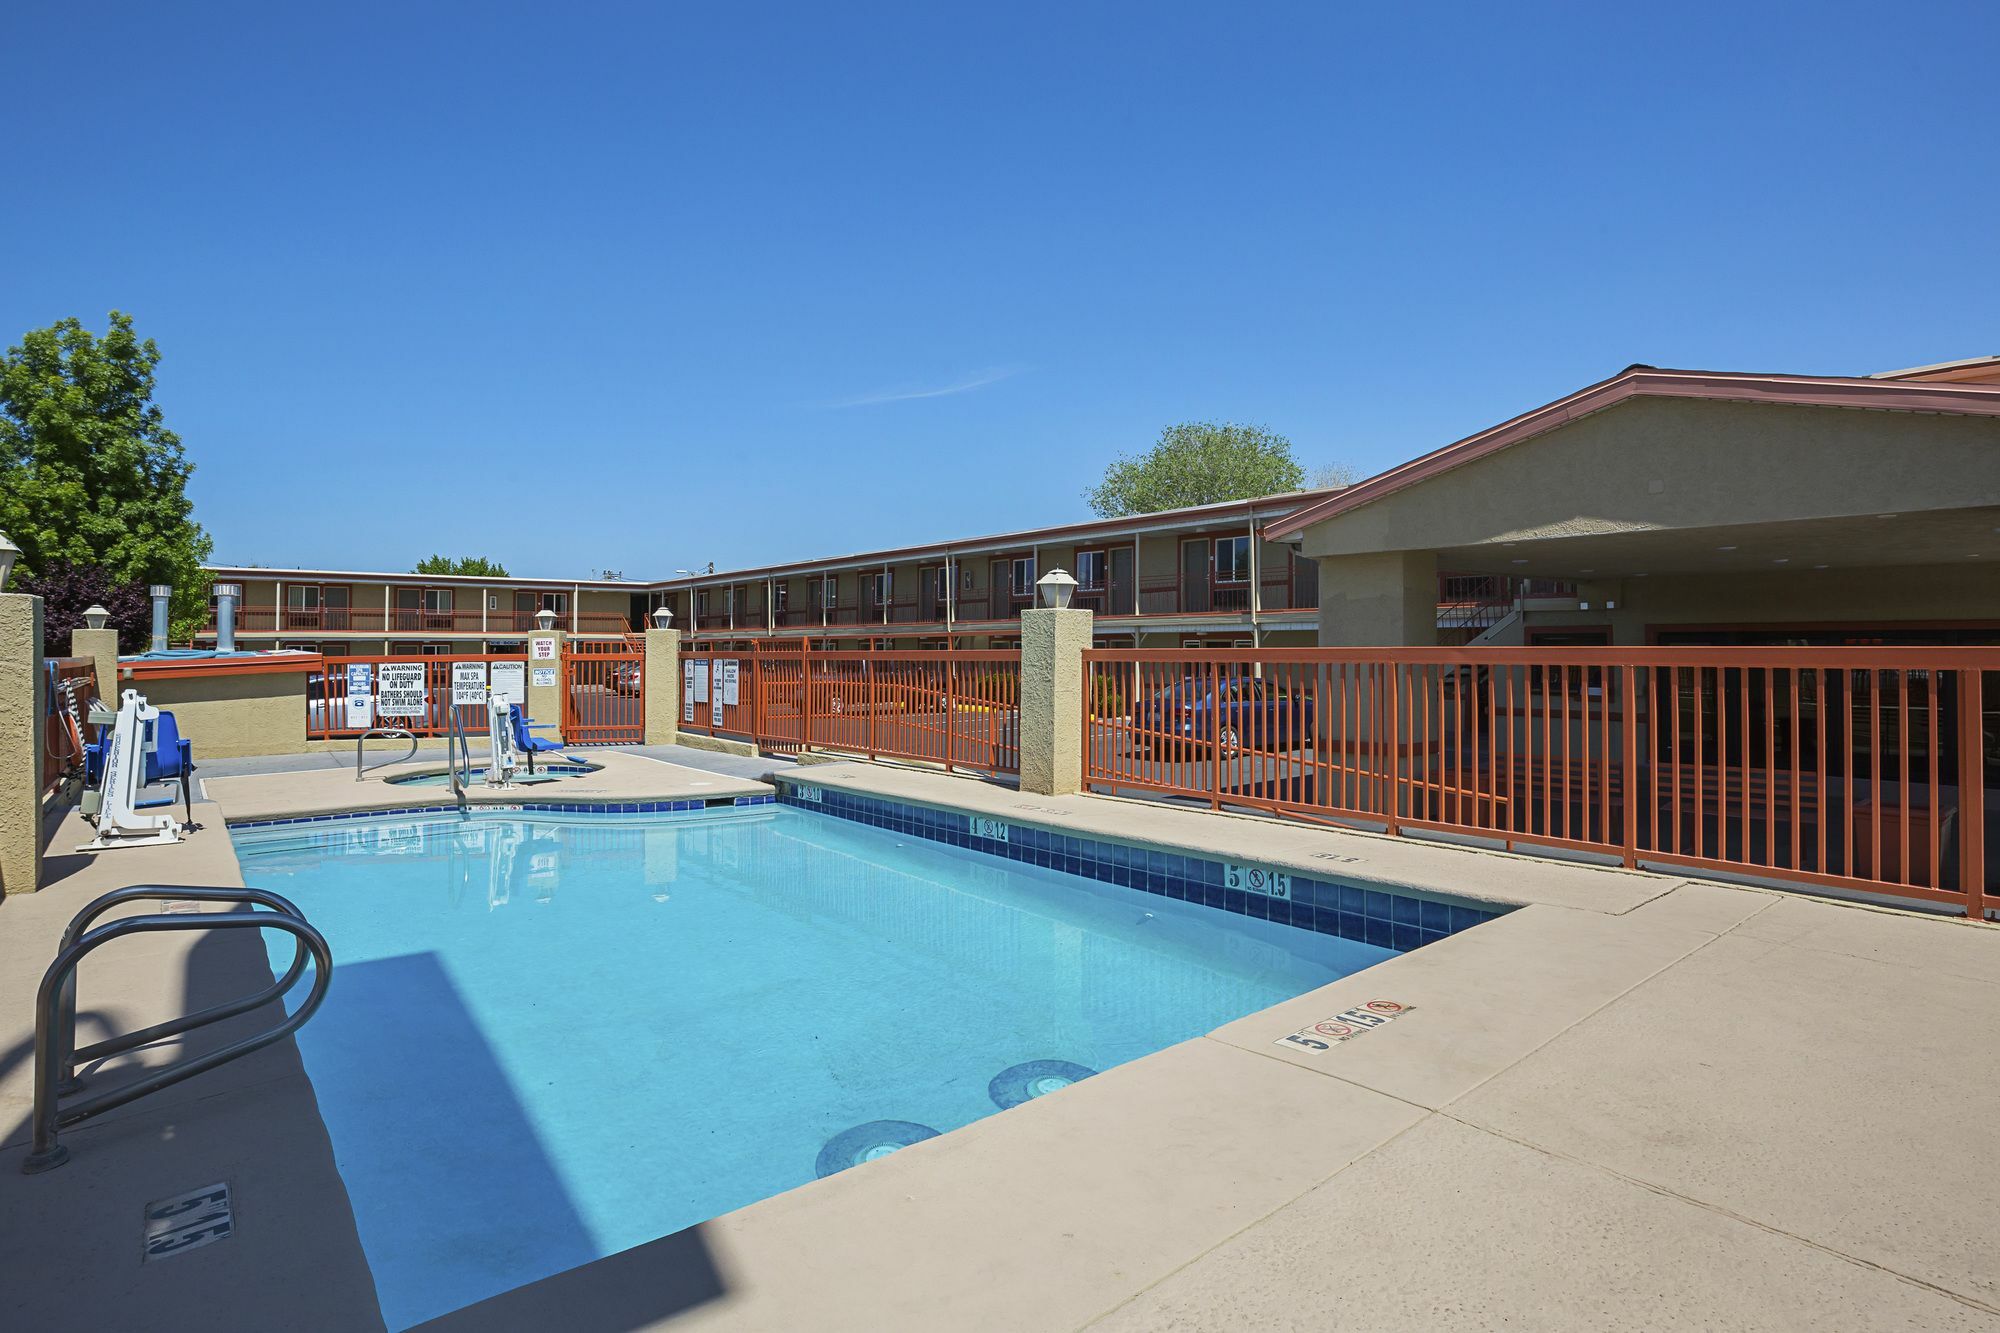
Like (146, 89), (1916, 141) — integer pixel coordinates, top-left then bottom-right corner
(676, 646), (1021, 774)
(307, 654), (527, 739)
(1083, 647), (1998, 918)
(202, 607), (631, 636)
(43, 657), (101, 794)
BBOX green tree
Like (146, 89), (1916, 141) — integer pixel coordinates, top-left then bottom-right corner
(1084, 422), (1307, 517)
(415, 554), (510, 577)
(0, 312), (213, 637)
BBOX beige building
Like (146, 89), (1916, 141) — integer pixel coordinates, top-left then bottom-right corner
(1268, 357), (2000, 648)
(197, 355), (2000, 656)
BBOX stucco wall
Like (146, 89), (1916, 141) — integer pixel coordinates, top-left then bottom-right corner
(136, 668), (311, 759)
(1300, 397), (2000, 559)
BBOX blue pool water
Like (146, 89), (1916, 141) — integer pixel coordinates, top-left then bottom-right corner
(233, 805), (1398, 1329)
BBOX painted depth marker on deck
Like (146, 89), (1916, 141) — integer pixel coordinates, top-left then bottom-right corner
(144, 1182), (233, 1261)
(1275, 999), (1413, 1053)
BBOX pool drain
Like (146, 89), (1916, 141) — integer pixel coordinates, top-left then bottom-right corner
(815, 1120), (941, 1178)
(988, 1060), (1098, 1109)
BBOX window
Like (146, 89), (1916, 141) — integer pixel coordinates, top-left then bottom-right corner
(1075, 550), (1106, 590)
(390, 641), (453, 656)
(772, 583), (789, 613)
(1009, 556), (1036, 597)
(1214, 537), (1251, 583)
(869, 571), (892, 604)
(424, 588), (454, 615)
(936, 565), (954, 602)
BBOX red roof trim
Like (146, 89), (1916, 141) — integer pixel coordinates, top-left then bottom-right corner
(1262, 368), (2000, 541)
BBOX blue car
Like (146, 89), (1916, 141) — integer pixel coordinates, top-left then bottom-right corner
(1134, 676), (1314, 759)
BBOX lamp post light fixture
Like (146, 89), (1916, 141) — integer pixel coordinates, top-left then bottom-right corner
(652, 604), (674, 629)
(534, 608), (558, 632)
(0, 530), (18, 593)
(83, 604), (111, 631)
(1036, 568), (1078, 610)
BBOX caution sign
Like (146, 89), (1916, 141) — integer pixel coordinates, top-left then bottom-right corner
(377, 663), (429, 718)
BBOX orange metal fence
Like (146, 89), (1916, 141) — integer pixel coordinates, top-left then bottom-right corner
(562, 638), (645, 745)
(675, 646), (1021, 774)
(43, 657), (100, 793)
(307, 655), (528, 739)
(1083, 647), (1998, 918)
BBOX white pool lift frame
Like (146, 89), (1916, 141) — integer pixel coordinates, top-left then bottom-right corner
(77, 689), (185, 852)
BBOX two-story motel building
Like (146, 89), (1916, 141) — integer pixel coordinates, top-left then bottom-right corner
(195, 354), (2000, 655)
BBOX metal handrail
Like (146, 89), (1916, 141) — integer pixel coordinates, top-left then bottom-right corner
(23, 888), (331, 1174)
(445, 705), (473, 798)
(355, 727), (418, 781)
(46, 885), (312, 1093)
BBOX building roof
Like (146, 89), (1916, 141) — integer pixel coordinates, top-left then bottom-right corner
(201, 566), (648, 591)
(1262, 365), (2000, 542)
(1868, 354), (2000, 384)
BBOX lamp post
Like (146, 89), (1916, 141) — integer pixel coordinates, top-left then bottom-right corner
(652, 604), (674, 629)
(534, 608), (557, 633)
(1036, 569), (1078, 610)
(83, 604), (111, 631)
(0, 530), (18, 593)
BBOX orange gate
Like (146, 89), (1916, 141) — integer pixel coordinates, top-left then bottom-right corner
(561, 637), (645, 746)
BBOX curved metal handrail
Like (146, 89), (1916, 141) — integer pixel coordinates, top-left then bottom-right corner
(49, 886), (312, 1096)
(446, 706), (472, 800)
(356, 727), (419, 781)
(23, 893), (331, 1174)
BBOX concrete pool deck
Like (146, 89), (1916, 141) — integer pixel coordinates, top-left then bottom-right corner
(3, 756), (1996, 1330)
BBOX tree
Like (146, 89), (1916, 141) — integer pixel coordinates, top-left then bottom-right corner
(0, 312), (213, 637)
(16, 559), (154, 655)
(1308, 461), (1362, 490)
(414, 554), (510, 577)
(1084, 422), (1306, 517)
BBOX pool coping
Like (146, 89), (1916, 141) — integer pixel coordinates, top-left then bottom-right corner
(11, 758), (1998, 1332)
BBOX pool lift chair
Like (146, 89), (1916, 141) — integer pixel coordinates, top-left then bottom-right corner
(507, 704), (581, 776)
(77, 689), (195, 852)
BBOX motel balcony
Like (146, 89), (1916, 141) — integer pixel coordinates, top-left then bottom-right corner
(197, 606), (634, 635)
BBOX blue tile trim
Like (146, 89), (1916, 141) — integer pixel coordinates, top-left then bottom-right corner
(773, 780), (1509, 952)
(227, 795), (769, 829)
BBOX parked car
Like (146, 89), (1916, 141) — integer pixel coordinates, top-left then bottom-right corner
(610, 662), (643, 696)
(1132, 676), (1312, 759)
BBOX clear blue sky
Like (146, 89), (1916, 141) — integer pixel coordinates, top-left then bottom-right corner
(6, 2), (1995, 581)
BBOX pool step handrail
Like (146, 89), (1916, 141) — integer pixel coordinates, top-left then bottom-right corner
(445, 703), (474, 799)
(21, 885), (332, 1174)
(355, 726), (418, 781)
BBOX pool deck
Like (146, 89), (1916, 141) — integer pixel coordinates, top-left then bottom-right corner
(4, 755), (1997, 1330)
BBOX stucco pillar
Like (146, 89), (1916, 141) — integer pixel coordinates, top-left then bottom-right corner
(527, 630), (566, 733)
(1, 593), (47, 894)
(643, 628), (681, 746)
(70, 626), (120, 705)
(1019, 607), (1092, 796)
(1316, 550), (1438, 647)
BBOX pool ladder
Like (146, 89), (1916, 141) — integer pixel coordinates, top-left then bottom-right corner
(21, 886), (332, 1173)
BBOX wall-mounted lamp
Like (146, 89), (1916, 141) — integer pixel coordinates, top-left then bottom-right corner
(83, 603), (111, 631)
(534, 608), (558, 632)
(652, 604), (674, 629)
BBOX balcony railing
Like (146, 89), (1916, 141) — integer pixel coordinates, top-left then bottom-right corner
(200, 606), (630, 635)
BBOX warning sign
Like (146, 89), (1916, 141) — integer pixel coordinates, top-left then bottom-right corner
(377, 663), (429, 718)
(451, 661), (488, 706)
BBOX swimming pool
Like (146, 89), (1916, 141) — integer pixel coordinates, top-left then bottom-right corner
(232, 802), (1404, 1329)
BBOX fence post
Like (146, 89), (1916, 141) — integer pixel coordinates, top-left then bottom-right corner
(1958, 667), (1987, 917)
(1019, 606), (1093, 796)
(528, 629), (566, 739)
(643, 627), (681, 746)
(1621, 665), (1640, 868)
(71, 623), (120, 706)
(1, 592), (47, 894)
